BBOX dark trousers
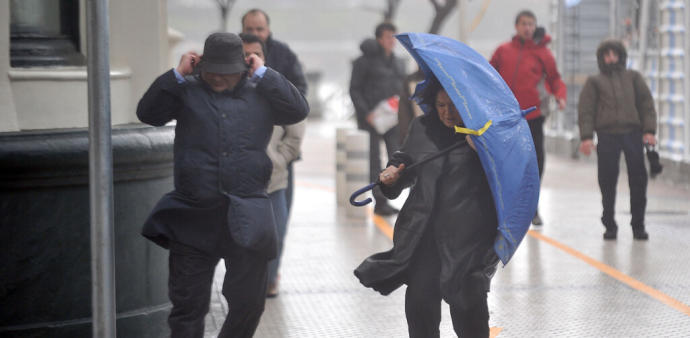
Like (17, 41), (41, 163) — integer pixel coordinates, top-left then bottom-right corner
(368, 126), (400, 205)
(405, 230), (490, 338)
(527, 116), (545, 178)
(168, 241), (268, 338)
(596, 130), (648, 228)
(527, 117), (544, 215)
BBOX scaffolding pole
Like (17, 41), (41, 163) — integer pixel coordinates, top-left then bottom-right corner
(86, 0), (116, 337)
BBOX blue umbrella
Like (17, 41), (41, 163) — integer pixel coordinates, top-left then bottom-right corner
(397, 32), (540, 265)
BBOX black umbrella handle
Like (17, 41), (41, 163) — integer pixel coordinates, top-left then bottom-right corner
(349, 182), (377, 206)
(349, 141), (464, 207)
(406, 141), (464, 171)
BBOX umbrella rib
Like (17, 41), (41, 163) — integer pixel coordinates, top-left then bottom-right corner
(433, 57), (472, 120)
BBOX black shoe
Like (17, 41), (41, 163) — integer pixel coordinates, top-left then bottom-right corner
(633, 228), (649, 240)
(603, 228), (617, 240)
(531, 213), (543, 226)
(374, 204), (399, 216)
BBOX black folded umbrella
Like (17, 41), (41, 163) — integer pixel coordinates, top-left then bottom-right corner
(645, 144), (663, 178)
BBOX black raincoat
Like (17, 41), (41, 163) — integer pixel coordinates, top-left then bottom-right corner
(354, 114), (500, 308)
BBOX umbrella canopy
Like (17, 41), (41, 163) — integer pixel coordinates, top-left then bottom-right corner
(397, 32), (539, 265)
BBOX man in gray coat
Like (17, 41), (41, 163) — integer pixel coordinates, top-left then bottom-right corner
(578, 39), (656, 241)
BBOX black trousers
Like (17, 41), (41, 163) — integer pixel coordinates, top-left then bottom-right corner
(596, 130), (648, 228)
(527, 116), (545, 179)
(168, 240), (268, 338)
(405, 230), (490, 338)
(368, 126), (400, 205)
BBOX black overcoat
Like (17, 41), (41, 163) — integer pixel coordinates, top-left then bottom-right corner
(354, 115), (500, 309)
(136, 68), (308, 258)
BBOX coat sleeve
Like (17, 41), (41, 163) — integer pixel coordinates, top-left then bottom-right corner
(632, 71), (657, 135)
(541, 49), (567, 101)
(136, 69), (184, 126)
(577, 77), (598, 140)
(276, 120), (306, 164)
(349, 57), (371, 120)
(283, 50), (308, 96)
(256, 68), (309, 125)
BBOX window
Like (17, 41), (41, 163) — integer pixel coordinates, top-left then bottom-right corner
(10, 0), (84, 67)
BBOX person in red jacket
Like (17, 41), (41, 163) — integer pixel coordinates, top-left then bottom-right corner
(490, 9), (567, 226)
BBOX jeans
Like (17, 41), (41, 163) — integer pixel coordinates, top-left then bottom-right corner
(596, 130), (648, 228)
(267, 189), (289, 285)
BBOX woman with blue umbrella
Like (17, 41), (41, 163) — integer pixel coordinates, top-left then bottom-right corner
(354, 77), (500, 337)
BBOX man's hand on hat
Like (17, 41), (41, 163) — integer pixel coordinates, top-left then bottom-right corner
(177, 52), (200, 76)
(245, 54), (264, 77)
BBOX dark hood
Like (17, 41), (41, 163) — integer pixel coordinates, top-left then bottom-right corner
(596, 39), (627, 74)
(511, 33), (552, 48)
(360, 38), (383, 57)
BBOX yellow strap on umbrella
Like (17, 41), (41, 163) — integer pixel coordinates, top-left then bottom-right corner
(454, 120), (492, 135)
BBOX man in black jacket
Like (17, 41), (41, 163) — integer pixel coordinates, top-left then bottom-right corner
(241, 8), (307, 217)
(350, 22), (406, 215)
(137, 32), (308, 338)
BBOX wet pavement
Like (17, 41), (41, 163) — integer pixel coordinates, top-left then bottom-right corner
(204, 118), (690, 337)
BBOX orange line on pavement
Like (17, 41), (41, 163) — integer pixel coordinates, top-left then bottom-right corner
(527, 230), (690, 317)
(371, 212), (394, 240)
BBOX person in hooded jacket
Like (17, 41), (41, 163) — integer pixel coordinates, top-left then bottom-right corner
(578, 39), (656, 241)
(490, 10), (567, 226)
(350, 22), (406, 216)
(354, 77), (499, 338)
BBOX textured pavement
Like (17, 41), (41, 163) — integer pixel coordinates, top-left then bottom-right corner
(204, 118), (690, 337)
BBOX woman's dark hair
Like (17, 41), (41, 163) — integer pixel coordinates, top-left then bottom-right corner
(419, 77), (443, 115)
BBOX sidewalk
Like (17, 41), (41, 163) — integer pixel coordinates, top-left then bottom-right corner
(205, 118), (690, 337)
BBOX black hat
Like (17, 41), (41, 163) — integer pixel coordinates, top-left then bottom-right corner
(199, 32), (248, 74)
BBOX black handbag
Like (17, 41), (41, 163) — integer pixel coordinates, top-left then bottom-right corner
(226, 193), (278, 259)
(645, 144), (663, 178)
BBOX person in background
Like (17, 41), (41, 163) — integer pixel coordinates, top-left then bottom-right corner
(578, 39), (656, 241)
(242, 9), (308, 218)
(241, 32), (307, 297)
(490, 9), (567, 226)
(137, 32), (308, 337)
(350, 22), (406, 216)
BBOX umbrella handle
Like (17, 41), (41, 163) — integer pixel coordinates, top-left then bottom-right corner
(349, 182), (377, 206)
(521, 106), (536, 117)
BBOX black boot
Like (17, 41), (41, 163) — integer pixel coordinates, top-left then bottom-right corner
(632, 225), (649, 240)
(601, 217), (618, 240)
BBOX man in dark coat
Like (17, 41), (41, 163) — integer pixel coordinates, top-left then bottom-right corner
(137, 32), (308, 337)
(578, 39), (656, 240)
(355, 79), (499, 337)
(241, 8), (307, 220)
(350, 22), (406, 216)
(490, 10), (567, 226)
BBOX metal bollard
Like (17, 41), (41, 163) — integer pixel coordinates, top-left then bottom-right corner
(344, 130), (370, 218)
(335, 128), (349, 206)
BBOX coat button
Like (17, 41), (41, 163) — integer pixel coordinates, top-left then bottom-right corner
(221, 113), (227, 118)
(222, 152), (228, 157)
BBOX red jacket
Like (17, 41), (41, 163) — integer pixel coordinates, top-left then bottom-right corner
(490, 35), (567, 120)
